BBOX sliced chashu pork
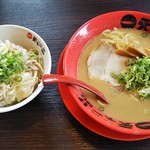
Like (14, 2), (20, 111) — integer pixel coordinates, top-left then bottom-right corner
(87, 44), (127, 86)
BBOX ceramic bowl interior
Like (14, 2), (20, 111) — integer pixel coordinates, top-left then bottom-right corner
(63, 11), (150, 135)
(0, 25), (51, 113)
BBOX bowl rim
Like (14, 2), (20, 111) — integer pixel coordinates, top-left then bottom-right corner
(63, 10), (150, 135)
(0, 24), (51, 113)
(58, 50), (150, 141)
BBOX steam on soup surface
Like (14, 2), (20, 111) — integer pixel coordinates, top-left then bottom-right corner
(78, 28), (150, 122)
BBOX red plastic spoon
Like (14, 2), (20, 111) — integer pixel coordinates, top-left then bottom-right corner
(43, 74), (109, 104)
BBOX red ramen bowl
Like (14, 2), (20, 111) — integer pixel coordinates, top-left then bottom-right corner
(63, 11), (150, 135)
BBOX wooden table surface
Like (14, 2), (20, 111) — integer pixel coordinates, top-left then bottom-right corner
(0, 0), (150, 149)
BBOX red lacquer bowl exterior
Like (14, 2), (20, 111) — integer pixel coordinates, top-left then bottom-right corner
(58, 47), (150, 141)
(63, 11), (150, 135)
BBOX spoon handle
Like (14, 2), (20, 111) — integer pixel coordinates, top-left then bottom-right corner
(43, 74), (109, 104)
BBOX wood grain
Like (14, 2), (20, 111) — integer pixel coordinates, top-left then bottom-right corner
(0, 0), (150, 149)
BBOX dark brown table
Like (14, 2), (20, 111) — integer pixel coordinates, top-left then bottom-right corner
(0, 0), (150, 149)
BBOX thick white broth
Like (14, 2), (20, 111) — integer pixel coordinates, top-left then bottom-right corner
(78, 28), (150, 122)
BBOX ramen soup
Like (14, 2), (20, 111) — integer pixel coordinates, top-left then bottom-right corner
(78, 28), (150, 122)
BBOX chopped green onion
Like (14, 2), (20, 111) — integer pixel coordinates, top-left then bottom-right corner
(14, 75), (22, 82)
(142, 32), (148, 38)
(99, 106), (104, 111)
(28, 49), (39, 60)
(0, 49), (26, 84)
(112, 56), (150, 99)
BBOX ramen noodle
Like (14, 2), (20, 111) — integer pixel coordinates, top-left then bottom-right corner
(0, 40), (43, 106)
